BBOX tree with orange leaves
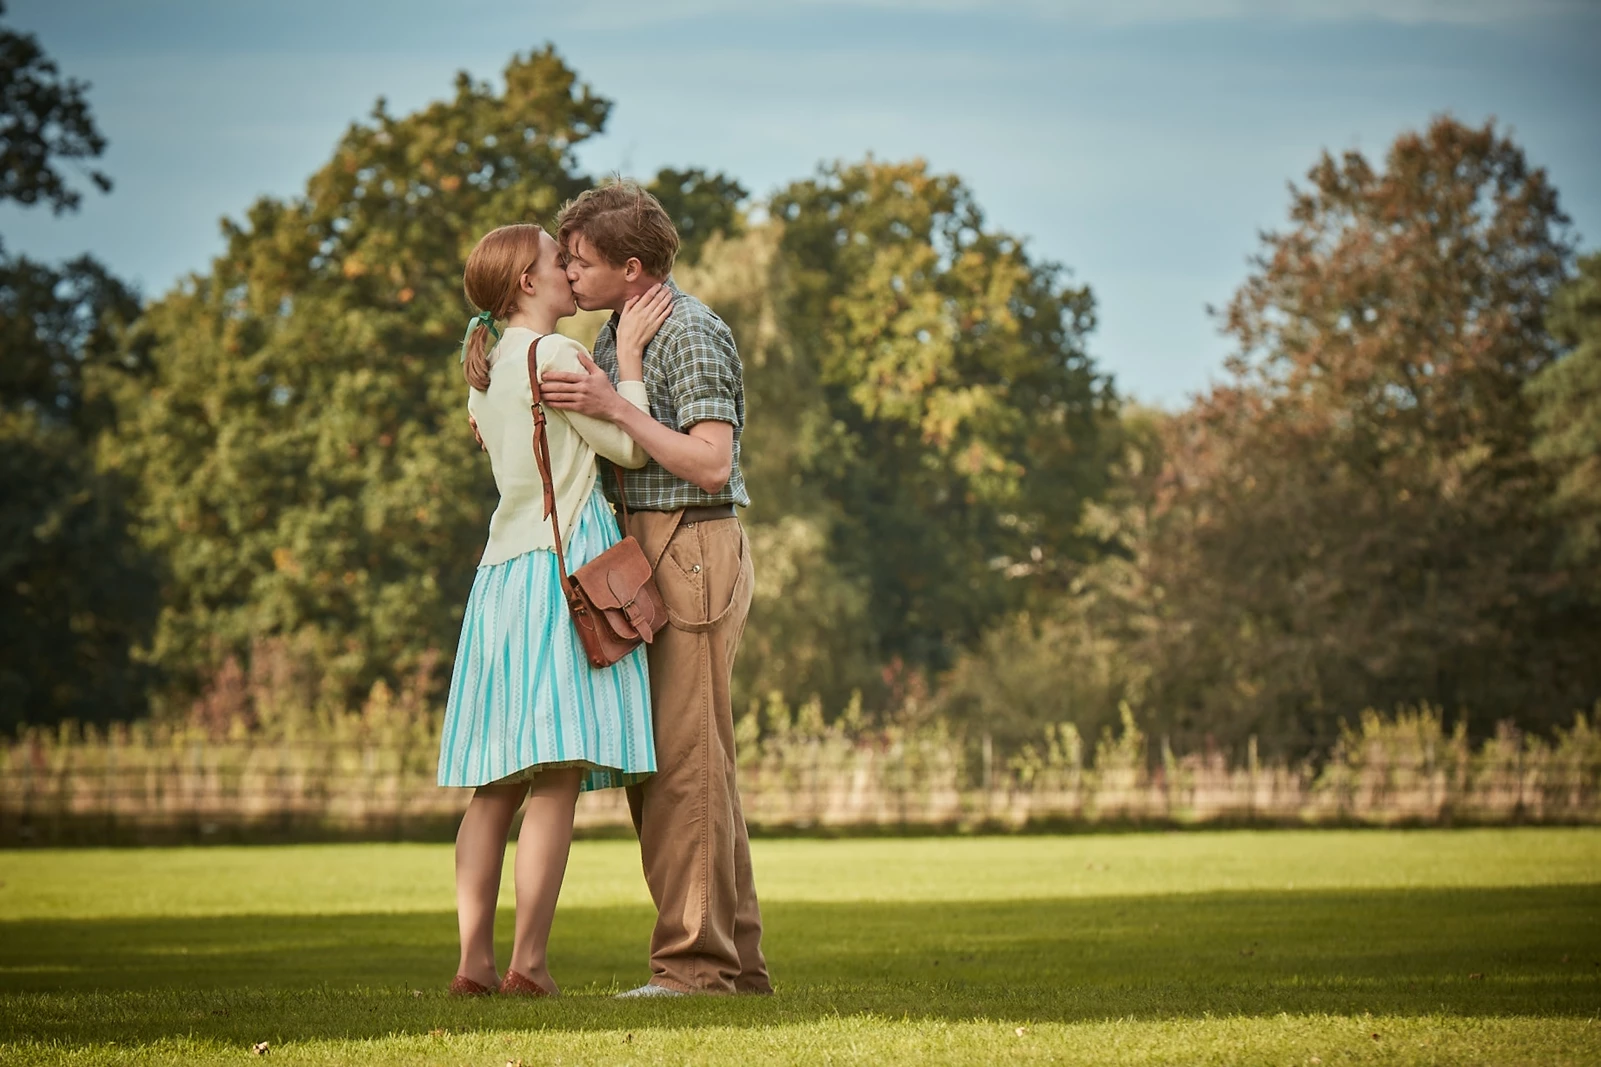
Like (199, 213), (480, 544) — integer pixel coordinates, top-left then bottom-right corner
(1138, 117), (1597, 751)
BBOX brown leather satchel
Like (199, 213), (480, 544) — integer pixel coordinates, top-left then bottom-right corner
(526, 335), (667, 668)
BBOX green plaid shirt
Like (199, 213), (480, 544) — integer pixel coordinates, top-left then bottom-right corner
(591, 279), (750, 511)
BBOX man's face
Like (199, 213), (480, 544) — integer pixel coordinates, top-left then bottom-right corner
(562, 234), (631, 313)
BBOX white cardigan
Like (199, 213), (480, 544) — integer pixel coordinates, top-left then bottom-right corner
(469, 327), (649, 566)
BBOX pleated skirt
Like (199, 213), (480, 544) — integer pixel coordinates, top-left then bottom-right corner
(438, 487), (655, 791)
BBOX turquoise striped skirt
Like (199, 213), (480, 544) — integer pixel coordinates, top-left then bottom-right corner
(438, 487), (655, 791)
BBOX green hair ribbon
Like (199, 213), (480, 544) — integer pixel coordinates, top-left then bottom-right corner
(459, 310), (501, 363)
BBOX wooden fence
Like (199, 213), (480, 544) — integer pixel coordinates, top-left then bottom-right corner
(3, 705), (1597, 845)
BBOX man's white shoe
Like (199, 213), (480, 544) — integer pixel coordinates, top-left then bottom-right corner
(616, 983), (687, 998)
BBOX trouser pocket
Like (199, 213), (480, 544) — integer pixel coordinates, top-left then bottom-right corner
(658, 519), (750, 634)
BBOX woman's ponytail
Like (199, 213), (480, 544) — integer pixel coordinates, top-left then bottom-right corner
(463, 321), (493, 391)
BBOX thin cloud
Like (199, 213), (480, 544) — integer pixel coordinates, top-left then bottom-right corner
(554, 0), (1590, 29)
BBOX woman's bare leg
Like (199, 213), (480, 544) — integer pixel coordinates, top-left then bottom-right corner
(506, 767), (584, 992)
(455, 782), (528, 987)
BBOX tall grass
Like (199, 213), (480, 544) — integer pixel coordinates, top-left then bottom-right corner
(6, 701), (1597, 845)
(4, 643), (1598, 844)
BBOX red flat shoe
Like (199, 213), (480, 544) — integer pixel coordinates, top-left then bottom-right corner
(448, 974), (495, 997)
(499, 969), (556, 997)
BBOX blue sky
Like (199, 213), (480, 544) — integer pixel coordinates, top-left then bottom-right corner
(3, 1), (1597, 406)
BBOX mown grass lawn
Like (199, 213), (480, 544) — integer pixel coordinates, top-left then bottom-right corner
(1, 829), (1598, 1065)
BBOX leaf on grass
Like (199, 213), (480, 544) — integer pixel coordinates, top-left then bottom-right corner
(411, 989), (424, 998)
(1014, 1027), (1027, 1037)
(429, 1028), (447, 1037)
(1469, 973), (1484, 980)
(251, 1041), (269, 1056)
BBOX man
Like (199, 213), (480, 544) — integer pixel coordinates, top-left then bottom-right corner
(540, 181), (771, 997)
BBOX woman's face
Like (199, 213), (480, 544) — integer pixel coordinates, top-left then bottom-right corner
(528, 230), (576, 318)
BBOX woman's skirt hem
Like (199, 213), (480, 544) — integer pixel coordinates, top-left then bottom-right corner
(439, 758), (651, 793)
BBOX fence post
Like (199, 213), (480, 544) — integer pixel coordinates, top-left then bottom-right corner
(1247, 735), (1259, 822)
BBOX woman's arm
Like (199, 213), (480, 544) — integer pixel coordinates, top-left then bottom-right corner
(538, 339), (652, 467)
(541, 351), (734, 494)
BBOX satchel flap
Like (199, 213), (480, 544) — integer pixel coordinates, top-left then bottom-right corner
(572, 538), (654, 610)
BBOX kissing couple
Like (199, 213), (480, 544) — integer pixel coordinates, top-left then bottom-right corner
(436, 181), (769, 998)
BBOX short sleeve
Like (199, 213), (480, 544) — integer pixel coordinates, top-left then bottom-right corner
(664, 318), (740, 429)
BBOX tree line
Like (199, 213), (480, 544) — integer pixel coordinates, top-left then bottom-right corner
(3, 30), (1597, 755)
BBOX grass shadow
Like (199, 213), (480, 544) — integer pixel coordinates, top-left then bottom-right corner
(2, 884), (1598, 1047)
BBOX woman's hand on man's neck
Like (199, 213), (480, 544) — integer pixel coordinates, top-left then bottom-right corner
(609, 274), (668, 316)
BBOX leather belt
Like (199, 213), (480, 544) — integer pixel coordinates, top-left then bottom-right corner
(679, 503), (736, 524)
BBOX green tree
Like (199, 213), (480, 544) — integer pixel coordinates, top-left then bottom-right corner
(937, 406), (1165, 754)
(1529, 252), (1601, 575)
(111, 48), (610, 714)
(674, 225), (880, 713)
(647, 166), (746, 266)
(0, 253), (155, 731)
(0, 407), (157, 729)
(0, 252), (146, 428)
(0, 3), (154, 729)
(768, 159), (1115, 685)
(1139, 117), (1596, 750)
(0, 0), (110, 212)
(677, 162), (1117, 718)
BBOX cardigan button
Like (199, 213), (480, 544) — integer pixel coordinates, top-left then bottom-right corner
(691, 564), (701, 574)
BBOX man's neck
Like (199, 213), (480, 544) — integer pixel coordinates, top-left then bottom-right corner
(608, 275), (669, 316)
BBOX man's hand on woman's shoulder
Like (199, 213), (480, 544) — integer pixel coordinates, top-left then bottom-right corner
(543, 352), (626, 421)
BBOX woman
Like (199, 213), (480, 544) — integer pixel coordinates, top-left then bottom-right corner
(439, 222), (670, 997)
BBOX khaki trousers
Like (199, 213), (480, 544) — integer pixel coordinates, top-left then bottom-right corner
(625, 509), (770, 994)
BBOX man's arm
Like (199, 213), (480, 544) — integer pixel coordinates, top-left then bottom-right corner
(541, 352), (733, 494)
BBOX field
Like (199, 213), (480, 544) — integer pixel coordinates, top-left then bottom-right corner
(1, 829), (1598, 1065)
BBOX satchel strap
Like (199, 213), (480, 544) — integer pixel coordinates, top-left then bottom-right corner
(525, 335), (634, 587)
(525, 335), (573, 587)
